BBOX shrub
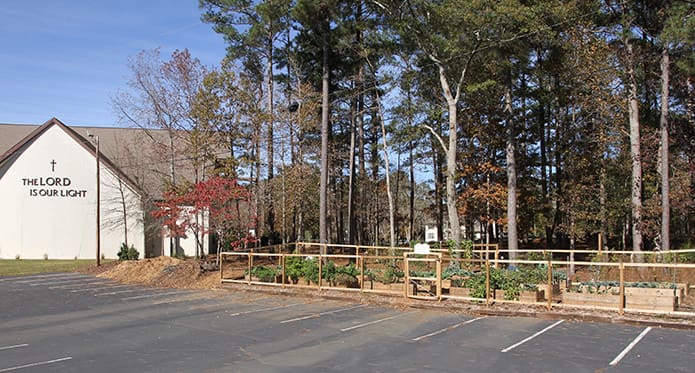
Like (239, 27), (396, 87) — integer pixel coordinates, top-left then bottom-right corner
(117, 243), (140, 260)
(463, 272), (488, 298)
(322, 260), (337, 284)
(378, 265), (404, 284)
(285, 256), (304, 284)
(333, 262), (360, 287)
(248, 265), (278, 283)
(443, 265), (473, 280)
(302, 257), (319, 284)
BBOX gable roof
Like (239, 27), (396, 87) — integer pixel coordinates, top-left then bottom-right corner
(0, 118), (144, 196)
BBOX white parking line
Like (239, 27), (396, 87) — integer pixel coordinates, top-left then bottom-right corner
(501, 320), (565, 353)
(71, 284), (131, 293)
(341, 311), (418, 332)
(28, 278), (95, 286)
(280, 304), (366, 324)
(0, 273), (78, 282)
(609, 327), (652, 366)
(0, 344), (28, 351)
(0, 357), (72, 372)
(412, 317), (485, 341)
(50, 281), (111, 289)
(228, 301), (313, 317)
(13, 275), (87, 284)
(121, 291), (186, 301)
(94, 289), (145, 296)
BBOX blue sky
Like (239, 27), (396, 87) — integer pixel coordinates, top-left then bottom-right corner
(0, 1), (227, 127)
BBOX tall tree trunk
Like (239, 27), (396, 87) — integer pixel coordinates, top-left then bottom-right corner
(625, 37), (643, 253)
(319, 20), (329, 250)
(347, 93), (357, 245)
(505, 80), (518, 261)
(409, 140), (415, 242)
(357, 68), (366, 245)
(444, 106), (460, 243)
(433, 136), (444, 243)
(266, 33), (275, 235)
(375, 90), (395, 248)
(659, 47), (670, 251)
(600, 158), (608, 251)
(254, 121), (261, 241)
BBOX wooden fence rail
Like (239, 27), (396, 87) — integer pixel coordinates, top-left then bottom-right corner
(219, 244), (695, 318)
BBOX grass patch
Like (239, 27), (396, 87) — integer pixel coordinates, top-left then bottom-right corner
(0, 260), (99, 277)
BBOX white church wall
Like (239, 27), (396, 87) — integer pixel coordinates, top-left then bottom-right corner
(161, 207), (209, 257)
(0, 124), (144, 259)
(100, 165), (145, 258)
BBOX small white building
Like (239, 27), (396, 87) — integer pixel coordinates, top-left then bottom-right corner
(0, 118), (145, 259)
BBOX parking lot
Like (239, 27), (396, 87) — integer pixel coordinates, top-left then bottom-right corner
(1, 273), (693, 372)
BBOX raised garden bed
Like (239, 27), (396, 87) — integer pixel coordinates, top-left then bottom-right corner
(624, 287), (678, 311)
(362, 280), (403, 292)
(537, 283), (562, 301)
(496, 289), (543, 303)
(562, 286), (680, 312)
(562, 292), (622, 308)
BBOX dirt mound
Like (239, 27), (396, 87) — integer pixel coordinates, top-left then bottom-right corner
(95, 257), (219, 289)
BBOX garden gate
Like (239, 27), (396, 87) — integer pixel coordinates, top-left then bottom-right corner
(404, 251), (442, 300)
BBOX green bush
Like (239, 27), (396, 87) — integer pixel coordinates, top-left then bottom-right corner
(247, 265), (278, 282)
(285, 256), (304, 284)
(336, 262), (359, 277)
(117, 243), (139, 260)
(332, 262), (359, 287)
(368, 265), (404, 284)
(322, 260), (337, 284)
(302, 257), (319, 284)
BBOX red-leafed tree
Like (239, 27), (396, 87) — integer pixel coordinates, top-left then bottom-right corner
(152, 176), (256, 258)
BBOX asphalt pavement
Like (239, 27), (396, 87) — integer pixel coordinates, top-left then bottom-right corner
(1, 272), (693, 372)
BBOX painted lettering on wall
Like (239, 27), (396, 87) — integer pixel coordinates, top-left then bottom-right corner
(21, 160), (88, 198)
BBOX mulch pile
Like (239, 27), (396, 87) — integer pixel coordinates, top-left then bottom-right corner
(84, 257), (219, 289)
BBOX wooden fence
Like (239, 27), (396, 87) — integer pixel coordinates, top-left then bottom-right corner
(220, 243), (695, 317)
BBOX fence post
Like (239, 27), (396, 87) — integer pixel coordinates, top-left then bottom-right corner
(436, 254), (442, 301)
(318, 254), (323, 290)
(485, 259), (491, 306)
(281, 255), (286, 288)
(360, 249), (365, 292)
(219, 253), (224, 281)
(547, 258), (553, 310)
(247, 251), (252, 285)
(404, 252), (409, 299)
(494, 245), (499, 269)
(619, 260), (625, 315)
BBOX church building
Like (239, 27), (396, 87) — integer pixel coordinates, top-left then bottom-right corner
(0, 118), (145, 260)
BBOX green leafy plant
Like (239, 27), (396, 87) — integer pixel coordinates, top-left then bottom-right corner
(409, 270), (435, 278)
(302, 257), (319, 284)
(117, 243), (139, 260)
(246, 265), (278, 283)
(442, 265), (473, 280)
(285, 256), (304, 284)
(322, 260), (337, 284)
(372, 265), (404, 284)
(463, 272), (488, 298)
(333, 262), (359, 288)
